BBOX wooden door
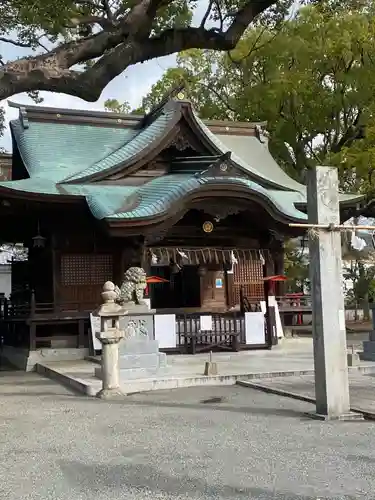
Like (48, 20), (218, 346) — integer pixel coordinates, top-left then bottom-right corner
(58, 253), (113, 310)
(232, 258), (264, 306)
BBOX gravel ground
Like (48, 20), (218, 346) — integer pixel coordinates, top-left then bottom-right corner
(1, 372), (375, 500)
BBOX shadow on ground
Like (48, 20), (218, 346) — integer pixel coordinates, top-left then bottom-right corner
(106, 398), (313, 420)
(58, 459), (344, 499)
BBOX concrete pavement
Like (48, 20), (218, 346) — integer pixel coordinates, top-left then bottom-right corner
(1, 371), (375, 499)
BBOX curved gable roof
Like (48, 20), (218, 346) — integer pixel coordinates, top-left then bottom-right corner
(106, 174), (308, 222)
(4, 100), (363, 225)
(10, 117), (137, 183)
(214, 134), (305, 193)
(58, 99), (310, 189)
(63, 102), (180, 183)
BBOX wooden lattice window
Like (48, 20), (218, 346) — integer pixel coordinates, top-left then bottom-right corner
(61, 254), (113, 286)
(233, 258), (264, 303)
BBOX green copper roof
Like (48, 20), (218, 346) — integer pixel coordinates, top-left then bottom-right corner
(108, 174), (308, 221)
(0, 173), (307, 222)
(1, 99), (363, 226)
(0, 177), (61, 195)
(216, 134), (305, 193)
(191, 110), (305, 193)
(10, 118), (137, 182)
(64, 106), (177, 183)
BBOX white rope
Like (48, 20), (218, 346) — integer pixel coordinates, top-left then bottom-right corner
(290, 223), (375, 231)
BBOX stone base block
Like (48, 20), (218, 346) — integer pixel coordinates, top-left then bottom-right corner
(119, 338), (160, 355)
(95, 336), (170, 381)
(204, 362), (218, 376)
(347, 352), (360, 366)
(119, 352), (167, 370)
(95, 349), (169, 381)
(305, 411), (364, 421)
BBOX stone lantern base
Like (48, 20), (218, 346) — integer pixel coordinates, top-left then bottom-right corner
(96, 388), (125, 400)
(95, 337), (169, 381)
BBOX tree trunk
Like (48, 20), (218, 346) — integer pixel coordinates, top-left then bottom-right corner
(363, 292), (370, 321)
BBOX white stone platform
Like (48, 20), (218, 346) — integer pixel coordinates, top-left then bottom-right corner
(35, 338), (375, 396)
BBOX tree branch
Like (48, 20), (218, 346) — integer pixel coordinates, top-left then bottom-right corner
(0, 0), (277, 102)
(0, 36), (32, 48)
(213, 0), (224, 31)
(331, 110), (364, 153)
(224, 0), (276, 46)
(201, 0), (214, 28)
(101, 0), (114, 21)
(67, 15), (113, 29)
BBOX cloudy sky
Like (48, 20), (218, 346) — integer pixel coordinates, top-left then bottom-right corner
(0, 42), (176, 151)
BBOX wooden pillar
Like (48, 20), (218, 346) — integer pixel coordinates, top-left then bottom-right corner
(112, 242), (123, 286)
(273, 244), (285, 297)
(51, 234), (61, 310)
(121, 236), (145, 272)
(262, 263), (275, 348)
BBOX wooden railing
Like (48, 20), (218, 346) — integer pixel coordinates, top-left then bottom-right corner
(176, 312), (253, 354)
(277, 295), (312, 308)
(1, 291), (285, 353)
(0, 292), (95, 351)
(2, 294), (96, 320)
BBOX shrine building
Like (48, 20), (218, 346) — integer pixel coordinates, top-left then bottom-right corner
(0, 94), (363, 367)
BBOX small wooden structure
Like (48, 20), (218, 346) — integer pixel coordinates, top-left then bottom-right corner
(0, 95), (363, 358)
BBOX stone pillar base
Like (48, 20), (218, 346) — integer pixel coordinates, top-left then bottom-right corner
(204, 361), (218, 376)
(305, 411), (363, 421)
(347, 352), (360, 366)
(96, 388), (125, 400)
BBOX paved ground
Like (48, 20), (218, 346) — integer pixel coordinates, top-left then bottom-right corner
(1, 370), (375, 500)
(298, 331), (370, 347)
(239, 372), (375, 416)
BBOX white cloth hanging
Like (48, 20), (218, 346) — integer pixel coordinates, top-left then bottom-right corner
(151, 251), (158, 264)
(230, 251), (238, 265)
(177, 249), (188, 259)
(350, 232), (366, 251)
(259, 250), (265, 266)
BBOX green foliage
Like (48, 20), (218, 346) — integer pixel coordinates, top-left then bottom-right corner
(0, 1), (196, 44)
(136, 3), (375, 190)
(329, 117), (375, 198)
(0, 0), (76, 42)
(283, 239), (310, 293)
(343, 259), (375, 314)
(104, 99), (131, 114)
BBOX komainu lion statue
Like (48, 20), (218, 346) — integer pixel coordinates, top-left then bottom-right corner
(115, 267), (147, 306)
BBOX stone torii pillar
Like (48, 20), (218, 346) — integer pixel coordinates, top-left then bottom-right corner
(307, 166), (361, 420)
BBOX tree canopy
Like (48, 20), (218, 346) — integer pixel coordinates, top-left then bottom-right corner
(116, 1), (375, 195)
(0, 0), (297, 105)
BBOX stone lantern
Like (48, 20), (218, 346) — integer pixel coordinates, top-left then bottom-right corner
(95, 281), (128, 399)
